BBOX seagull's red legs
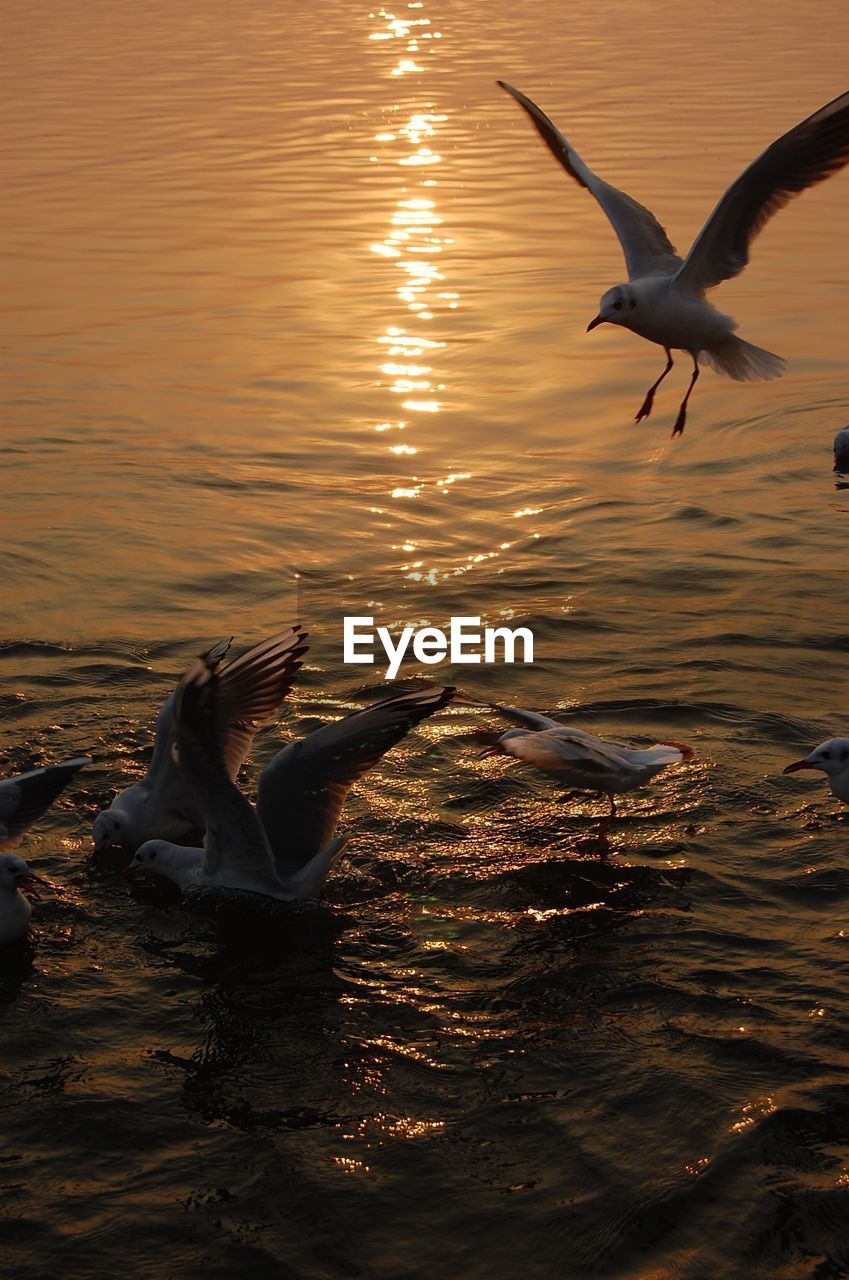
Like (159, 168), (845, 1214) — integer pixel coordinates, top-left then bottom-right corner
(672, 356), (700, 436)
(635, 348), (674, 422)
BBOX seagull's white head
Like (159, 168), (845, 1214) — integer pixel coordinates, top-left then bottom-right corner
(128, 840), (171, 876)
(0, 854), (39, 897)
(92, 808), (131, 853)
(128, 840), (203, 890)
(784, 738), (849, 779)
(587, 284), (638, 332)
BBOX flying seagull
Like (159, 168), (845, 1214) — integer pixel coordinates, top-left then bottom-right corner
(498, 81), (849, 435)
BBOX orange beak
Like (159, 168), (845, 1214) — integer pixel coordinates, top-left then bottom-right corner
(477, 746), (501, 759)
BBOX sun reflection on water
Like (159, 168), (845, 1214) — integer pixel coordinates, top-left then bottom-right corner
(367, 4), (456, 534)
(730, 1095), (777, 1135)
(364, 4), (530, 593)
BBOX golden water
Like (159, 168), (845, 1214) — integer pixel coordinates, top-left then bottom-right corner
(3, 1), (849, 1276)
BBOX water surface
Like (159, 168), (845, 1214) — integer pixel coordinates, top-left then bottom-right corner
(3, 1), (849, 1275)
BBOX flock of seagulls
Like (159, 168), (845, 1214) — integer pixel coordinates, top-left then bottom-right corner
(498, 81), (849, 435)
(4, 87), (849, 944)
(2, 625), (846, 945)
(0, 627), (459, 944)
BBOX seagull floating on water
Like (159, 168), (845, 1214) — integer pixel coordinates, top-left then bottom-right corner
(498, 81), (849, 435)
(129, 644), (455, 904)
(478, 703), (692, 854)
(0, 756), (91, 943)
(784, 738), (849, 806)
(0, 855), (45, 945)
(92, 626), (307, 852)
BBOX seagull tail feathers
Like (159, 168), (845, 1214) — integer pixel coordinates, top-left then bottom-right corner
(702, 335), (785, 383)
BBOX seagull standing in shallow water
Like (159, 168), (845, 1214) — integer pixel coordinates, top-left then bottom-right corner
(478, 704), (692, 855)
(498, 81), (849, 435)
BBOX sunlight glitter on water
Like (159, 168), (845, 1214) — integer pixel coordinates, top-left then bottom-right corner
(4, 0), (849, 1275)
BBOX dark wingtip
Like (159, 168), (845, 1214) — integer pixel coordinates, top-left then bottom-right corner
(61, 756), (93, 772)
(660, 740), (695, 761)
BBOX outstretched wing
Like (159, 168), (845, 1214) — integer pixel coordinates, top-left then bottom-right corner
(258, 687), (456, 874)
(213, 626), (309, 779)
(0, 757), (91, 849)
(676, 89), (849, 292)
(498, 81), (681, 280)
(504, 727), (632, 779)
(173, 655), (280, 889)
(146, 635), (232, 784)
(489, 702), (630, 749)
(488, 702), (562, 731)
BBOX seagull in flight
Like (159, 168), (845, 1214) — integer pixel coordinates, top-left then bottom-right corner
(129, 645), (455, 904)
(498, 81), (849, 435)
(478, 703), (692, 854)
(92, 627), (308, 852)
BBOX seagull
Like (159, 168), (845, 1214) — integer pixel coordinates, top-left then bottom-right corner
(784, 738), (849, 805)
(129, 645), (456, 903)
(498, 81), (849, 435)
(478, 703), (692, 854)
(0, 756), (91, 944)
(92, 626), (308, 852)
(1, 756), (92, 851)
(0, 855), (45, 945)
(834, 426), (849, 472)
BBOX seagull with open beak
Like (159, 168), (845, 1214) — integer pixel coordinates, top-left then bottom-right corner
(0, 855), (50, 945)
